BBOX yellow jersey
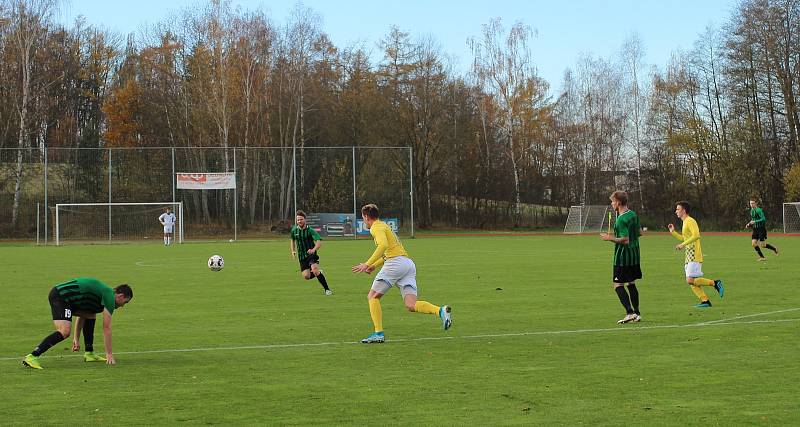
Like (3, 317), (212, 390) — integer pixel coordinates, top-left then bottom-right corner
(365, 220), (408, 268)
(671, 215), (703, 263)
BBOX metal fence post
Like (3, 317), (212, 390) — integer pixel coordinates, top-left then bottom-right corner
(172, 147), (176, 203)
(352, 146), (357, 239)
(292, 145), (297, 215)
(44, 146), (48, 245)
(108, 149), (112, 242)
(233, 148), (238, 241)
(409, 147), (415, 238)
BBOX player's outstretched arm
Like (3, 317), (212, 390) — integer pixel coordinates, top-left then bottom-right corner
(102, 309), (115, 365)
(72, 316), (84, 351)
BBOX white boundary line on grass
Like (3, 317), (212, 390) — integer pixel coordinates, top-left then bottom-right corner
(3, 310), (799, 362)
(695, 307), (800, 325)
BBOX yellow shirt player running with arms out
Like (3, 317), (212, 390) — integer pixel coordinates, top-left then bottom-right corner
(668, 201), (724, 308)
(352, 204), (452, 343)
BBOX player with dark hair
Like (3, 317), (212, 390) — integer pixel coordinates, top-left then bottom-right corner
(668, 201), (724, 308)
(22, 278), (133, 369)
(290, 210), (332, 295)
(158, 206), (176, 246)
(601, 191), (643, 324)
(746, 199), (778, 261)
(352, 203), (451, 343)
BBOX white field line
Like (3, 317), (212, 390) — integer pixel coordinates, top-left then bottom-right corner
(695, 307), (800, 325)
(3, 311), (799, 362)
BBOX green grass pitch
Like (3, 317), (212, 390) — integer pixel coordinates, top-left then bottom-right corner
(1, 233), (798, 425)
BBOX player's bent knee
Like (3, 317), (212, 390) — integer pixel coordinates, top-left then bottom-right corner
(405, 304), (416, 312)
(57, 328), (70, 338)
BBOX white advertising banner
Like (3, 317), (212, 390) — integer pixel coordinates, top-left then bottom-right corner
(176, 172), (236, 189)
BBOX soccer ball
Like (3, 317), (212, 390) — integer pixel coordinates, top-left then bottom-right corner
(208, 255), (224, 271)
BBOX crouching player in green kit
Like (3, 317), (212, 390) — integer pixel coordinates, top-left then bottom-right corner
(22, 278), (133, 369)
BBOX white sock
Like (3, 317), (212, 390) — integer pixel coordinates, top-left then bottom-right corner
(164, 236), (168, 245)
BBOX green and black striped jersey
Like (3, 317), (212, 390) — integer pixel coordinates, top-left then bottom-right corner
(55, 278), (117, 315)
(750, 207), (766, 229)
(613, 210), (641, 267)
(290, 225), (322, 261)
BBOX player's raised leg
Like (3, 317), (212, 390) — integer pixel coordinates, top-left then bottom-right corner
(402, 291), (451, 330)
(310, 263), (331, 295)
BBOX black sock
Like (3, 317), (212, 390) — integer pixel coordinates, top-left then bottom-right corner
(765, 244), (777, 253)
(83, 318), (96, 352)
(614, 286), (633, 314)
(32, 331), (65, 357)
(627, 283), (640, 315)
(755, 246), (764, 258)
(316, 273), (330, 291)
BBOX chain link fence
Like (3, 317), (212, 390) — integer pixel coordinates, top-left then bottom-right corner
(0, 146), (413, 243)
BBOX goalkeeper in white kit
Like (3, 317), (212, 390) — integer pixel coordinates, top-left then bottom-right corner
(158, 206), (176, 246)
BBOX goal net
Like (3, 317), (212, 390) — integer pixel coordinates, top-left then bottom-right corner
(564, 205), (616, 234)
(54, 202), (183, 245)
(783, 202), (800, 234)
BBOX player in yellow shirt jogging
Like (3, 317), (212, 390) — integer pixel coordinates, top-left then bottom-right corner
(668, 201), (724, 308)
(352, 204), (452, 343)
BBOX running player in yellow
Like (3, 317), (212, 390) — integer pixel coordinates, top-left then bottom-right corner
(668, 201), (724, 308)
(352, 204), (451, 343)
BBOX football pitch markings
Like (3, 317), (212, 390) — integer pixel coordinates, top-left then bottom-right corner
(3, 308), (799, 362)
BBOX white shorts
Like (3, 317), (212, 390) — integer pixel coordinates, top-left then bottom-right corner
(163, 224), (174, 233)
(684, 262), (703, 278)
(371, 256), (418, 296)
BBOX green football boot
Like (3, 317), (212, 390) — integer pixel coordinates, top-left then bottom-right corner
(22, 354), (43, 370)
(84, 352), (107, 362)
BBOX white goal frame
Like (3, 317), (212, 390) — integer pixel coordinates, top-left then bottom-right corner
(783, 202), (800, 234)
(564, 205), (616, 234)
(55, 202), (183, 246)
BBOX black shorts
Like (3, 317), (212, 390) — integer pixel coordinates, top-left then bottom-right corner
(48, 287), (73, 321)
(613, 265), (642, 284)
(752, 227), (767, 241)
(299, 254), (320, 272)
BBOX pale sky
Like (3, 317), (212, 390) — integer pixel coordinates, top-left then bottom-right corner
(60, 0), (737, 92)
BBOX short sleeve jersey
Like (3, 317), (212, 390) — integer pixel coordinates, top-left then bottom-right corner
(750, 207), (766, 229)
(290, 225), (321, 261)
(55, 278), (117, 315)
(159, 212), (176, 226)
(613, 210), (641, 267)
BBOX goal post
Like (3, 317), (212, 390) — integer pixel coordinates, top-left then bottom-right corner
(564, 205), (616, 234)
(783, 202), (800, 234)
(54, 202), (183, 245)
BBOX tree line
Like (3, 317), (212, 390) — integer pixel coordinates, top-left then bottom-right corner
(2, 0), (799, 232)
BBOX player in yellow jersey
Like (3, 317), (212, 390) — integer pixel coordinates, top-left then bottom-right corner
(668, 201), (724, 308)
(351, 204), (452, 343)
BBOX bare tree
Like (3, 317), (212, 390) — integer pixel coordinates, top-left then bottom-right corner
(7, 0), (55, 229)
(470, 18), (539, 225)
(622, 33), (646, 211)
